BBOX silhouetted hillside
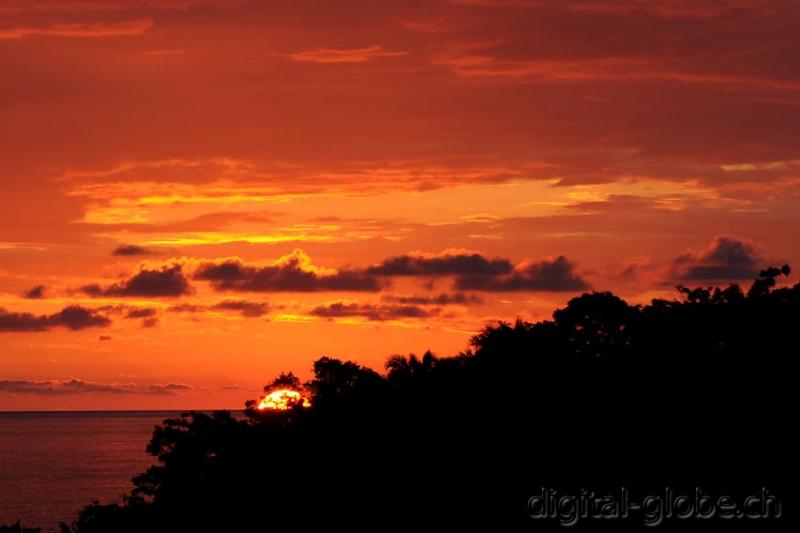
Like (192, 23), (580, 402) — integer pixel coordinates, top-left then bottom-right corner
(55, 267), (795, 531)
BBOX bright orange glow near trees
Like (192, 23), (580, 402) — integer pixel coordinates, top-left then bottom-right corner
(257, 389), (311, 411)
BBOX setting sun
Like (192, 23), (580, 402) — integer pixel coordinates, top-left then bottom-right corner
(257, 389), (311, 411)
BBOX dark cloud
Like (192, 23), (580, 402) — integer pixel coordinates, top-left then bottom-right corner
(366, 253), (512, 276)
(147, 383), (192, 393)
(195, 260), (247, 281)
(0, 310), (51, 332)
(50, 306), (113, 330)
(193, 250), (589, 294)
(310, 302), (433, 321)
(0, 379), (192, 396)
(210, 300), (269, 317)
(381, 293), (483, 305)
(168, 303), (204, 313)
(195, 253), (382, 292)
(81, 264), (193, 297)
(456, 256), (590, 292)
(0, 305), (111, 332)
(168, 300), (269, 318)
(23, 285), (47, 299)
(125, 307), (158, 319)
(112, 244), (154, 256)
(99, 335), (112, 341)
(96, 305), (160, 326)
(673, 235), (763, 281)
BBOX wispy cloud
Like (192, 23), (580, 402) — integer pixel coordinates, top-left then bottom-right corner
(0, 17), (154, 39)
(0, 379), (192, 396)
(287, 45), (407, 63)
(435, 55), (800, 94)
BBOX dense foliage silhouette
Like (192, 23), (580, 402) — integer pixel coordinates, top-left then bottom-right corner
(53, 267), (795, 531)
(0, 522), (41, 533)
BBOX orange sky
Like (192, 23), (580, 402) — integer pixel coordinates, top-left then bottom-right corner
(1, 0), (799, 410)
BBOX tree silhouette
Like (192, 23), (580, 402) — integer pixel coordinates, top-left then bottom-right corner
(0, 523), (41, 533)
(60, 267), (795, 532)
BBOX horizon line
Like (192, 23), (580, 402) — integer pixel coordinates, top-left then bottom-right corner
(0, 407), (244, 414)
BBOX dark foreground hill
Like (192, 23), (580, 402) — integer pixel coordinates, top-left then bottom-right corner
(17, 267), (797, 531)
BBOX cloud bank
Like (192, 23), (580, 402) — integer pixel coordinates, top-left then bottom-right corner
(0, 305), (111, 332)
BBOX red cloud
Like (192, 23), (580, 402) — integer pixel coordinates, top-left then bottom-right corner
(0, 17), (154, 39)
(287, 45), (407, 63)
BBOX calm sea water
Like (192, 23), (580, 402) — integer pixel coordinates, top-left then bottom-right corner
(0, 411), (226, 531)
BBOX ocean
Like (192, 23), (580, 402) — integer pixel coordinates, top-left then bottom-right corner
(0, 411), (230, 532)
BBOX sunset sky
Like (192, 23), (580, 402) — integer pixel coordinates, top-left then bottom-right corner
(1, 0), (798, 410)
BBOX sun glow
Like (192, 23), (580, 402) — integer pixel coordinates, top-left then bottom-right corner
(257, 389), (311, 411)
